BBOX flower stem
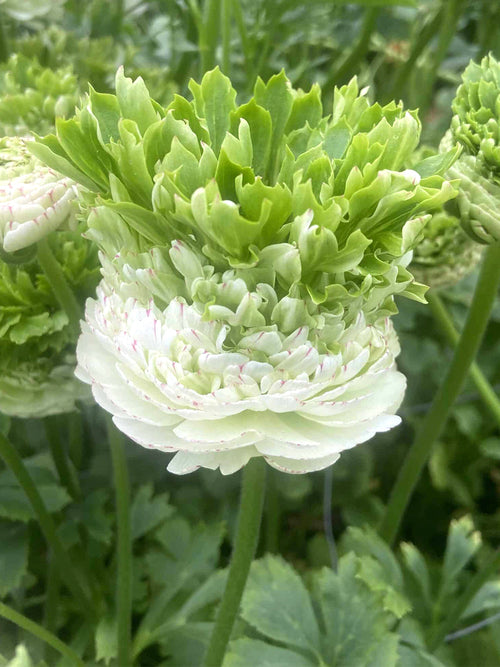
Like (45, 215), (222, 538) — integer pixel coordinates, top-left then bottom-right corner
(45, 416), (81, 501)
(428, 291), (500, 425)
(379, 244), (500, 546)
(0, 432), (93, 617)
(328, 7), (379, 85)
(428, 548), (500, 650)
(264, 470), (280, 554)
(37, 237), (82, 338)
(0, 600), (85, 667)
(222, 0), (232, 75)
(200, 0), (221, 74)
(106, 417), (132, 667)
(203, 457), (267, 667)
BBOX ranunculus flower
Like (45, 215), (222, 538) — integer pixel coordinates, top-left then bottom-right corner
(36, 68), (457, 473)
(0, 137), (78, 253)
(449, 54), (500, 244)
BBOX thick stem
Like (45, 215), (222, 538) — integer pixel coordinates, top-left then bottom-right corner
(0, 11), (8, 62)
(222, 0), (232, 75)
(0, 433), (93, 617)
(379, 245), (500, 546)
(200, 0), (221, 74)
(45, 416), (81, 501)
(328, 8), (379, 85)
(428, 548), (500, 650)
(428, 291), (500, 425)
(37, 238), (82, 338)
(264, 470), (280, 554)
(107, 417), (132, 667)
(203, 457), (267, 667)
(0, 601), (84, 667)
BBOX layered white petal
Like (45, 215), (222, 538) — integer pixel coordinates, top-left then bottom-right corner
(76, 284), (406, 474)
(0, 166), (78, 252)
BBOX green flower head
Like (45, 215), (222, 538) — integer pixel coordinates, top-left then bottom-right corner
(450, 54), (500, 244)
(33, 68), (458, 473)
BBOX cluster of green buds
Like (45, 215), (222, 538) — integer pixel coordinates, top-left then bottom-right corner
(449, 54), (500, 244)
(0, 54), (79, 137)
(33, 68), (457, 473)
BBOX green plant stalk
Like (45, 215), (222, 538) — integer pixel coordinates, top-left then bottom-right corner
(200, 0), (221, 74)
(222, 0), (232, 75)
(106, 417), (132, 667)
(428, 548), (500, 650)
(203, 457), (267, 667)
(68, 410), (84, 469)
(0, 600), (84, 666)
(264, 470), (280, 554)
(379, 244), (500, 546)
(328, 8), (379, 86)
(232, 0), (252, 83)
(37, 238), (82, 338)
(45, 416), (81, 501)
(0, 10), (8, 62)
(428, 291), (500, 425)
(0, 433), (93, 616)
(43, 556), (60, 662)
(417, 0), (466, 115)
(386, 5), (442, 104)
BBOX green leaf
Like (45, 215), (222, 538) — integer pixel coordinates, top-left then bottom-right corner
(440, 516), (481, 602)
(0, 522), (28, 597)
(312, 554), (399, 666)
(131, 483), (174, 540)
(254, 71), (294, 181)
(231, 100), (272, 176)
(241, 555), (320, 655)
(88, 87), (122, 144)
(224, 639), (314, 667)
(115, 68), (159, 135)
(189, 68), (237, 154)
(95, 615), (118, 666)
(285, 84), (323, 134)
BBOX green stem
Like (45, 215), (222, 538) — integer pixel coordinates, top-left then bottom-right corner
(37, 238), (82, 338)
(0, 11), (8, 62)
(327, 8), (379, 85)
(417, 0), (466, 115)
(45, 416), (81, 501)
(107, 417), (132, 667)
(68, 410), (84, 470)
(379, 244), (500, 546)
(0, 433), (93, 616)
(264, 470), (280, 554)
(43, 556), (60, 662)
(232, 0), (252, 83)
(222, 0), (232, 75)
(428, 291), (500, 425)
(200, 0), (221, 74)
(0, 601), (84, 667)
(385, 5), (442, 104)
(203, 458), (267, 667)
(428, 548), (500, 650)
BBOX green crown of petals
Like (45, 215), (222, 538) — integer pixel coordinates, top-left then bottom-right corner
(34, 67), (457, 326)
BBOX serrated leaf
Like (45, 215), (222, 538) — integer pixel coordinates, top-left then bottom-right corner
(440, 516), (481, 601)
(131, 483), (174, 540)
(312, 554), (399, 666)
(241, 555), (320, 655)
(115, 68), (159, 135)
(0, 522), (28, 597)
(189, 68), (236, 154)
(224, 639), (314, 667)
(95, 615), (118, 666)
